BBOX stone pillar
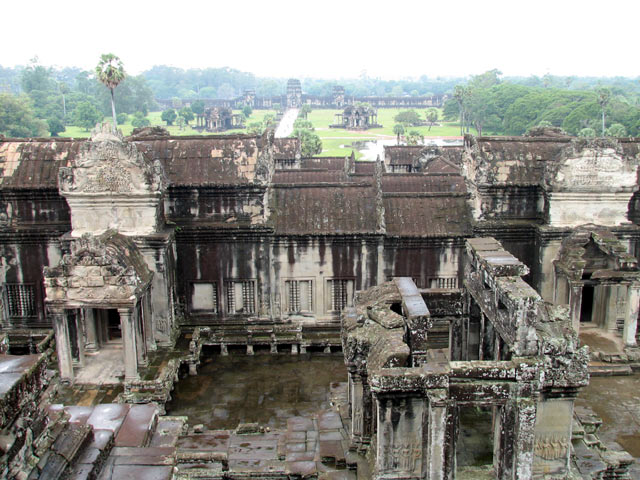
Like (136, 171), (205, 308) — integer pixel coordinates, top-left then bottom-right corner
(118, 308), (139, 381)
(532, 398), (573, 478)
(496, 397), (536, 480)
(51, 309), (74, 383)
(623, 284), (640, 346)
(133, 304), (147, 367)
(84, 308), (99, 353)
(70, 310), (85, 366)
(604, 283), (619, 332)
(376, 395), (424, 480)
(568, 282), (583, 331)
(425, 389), (451, 480)
(537, 238), (563, 303)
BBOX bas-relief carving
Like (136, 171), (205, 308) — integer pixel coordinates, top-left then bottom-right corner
(533, 434), (568, 460)
(550, 143), (638, 192)
(59, 124), (166, 196)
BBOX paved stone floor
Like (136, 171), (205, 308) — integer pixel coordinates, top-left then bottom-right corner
(579, 324), (625, 354)
(576, 373), (640, 476)
(166, 353), (347, 430)
(75, 344), (125, 385)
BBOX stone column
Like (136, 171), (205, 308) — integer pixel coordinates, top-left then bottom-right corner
(496, 397), (536, 480)
(133, 304), (147, 367)
(51, 308), (74, 383)
(604, 283), (619, 332)
(568, 282), (583, 331)
(623, 284), (640, 346)
(118, 308), (139, 381)
(425, 389), (451, 480)
(84, 308), (99, 353)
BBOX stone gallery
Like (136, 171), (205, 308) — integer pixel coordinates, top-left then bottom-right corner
(0, 123), (638, 478)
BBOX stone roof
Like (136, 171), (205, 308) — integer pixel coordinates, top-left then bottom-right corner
(383, 196), (472, 237)
(268, 184), (378, 234)
(273, 137), (300, 160)
(0, 138), (82, 189)
(272, 169), (347, 184)
(0, 135), (271, 188)
(300, 157), (346, 170)
(381, 174), (466, 193)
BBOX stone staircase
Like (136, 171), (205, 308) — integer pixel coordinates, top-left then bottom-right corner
(24, 403), (182, 480)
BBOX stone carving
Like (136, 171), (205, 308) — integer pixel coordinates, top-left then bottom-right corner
(59, 123), (166, 196)
(534, 434), (568, 460)
(548, 138), (638, 191)
(353, 405), (363, 434)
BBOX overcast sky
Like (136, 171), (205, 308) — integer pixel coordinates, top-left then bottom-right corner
(2, 0), (638, 79)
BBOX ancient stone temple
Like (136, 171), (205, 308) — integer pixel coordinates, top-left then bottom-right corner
(330, 105), (383, 130)
(195, 106), (245, 132)
(0, 125), (638, 478)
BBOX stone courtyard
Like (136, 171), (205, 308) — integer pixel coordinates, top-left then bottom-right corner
(0, 121), (640, 478)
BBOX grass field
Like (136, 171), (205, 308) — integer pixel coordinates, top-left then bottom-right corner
(304, 107), (462, 157)
(56, 106), (463, 159)
(58, 109), (279, 138)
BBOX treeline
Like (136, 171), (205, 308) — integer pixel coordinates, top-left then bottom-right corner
(443, 70), (640, 136)
(3, 60), (640, 138)
(0, 59), (155, 137)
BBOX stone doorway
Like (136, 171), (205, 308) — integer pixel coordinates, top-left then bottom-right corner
(580, 281), (595, 323)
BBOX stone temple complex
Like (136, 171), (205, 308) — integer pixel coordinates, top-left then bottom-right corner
(0, 123), (638, 479)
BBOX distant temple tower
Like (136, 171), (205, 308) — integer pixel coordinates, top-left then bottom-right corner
(332, 86), (345, 108)
(286, 79), (302, 109)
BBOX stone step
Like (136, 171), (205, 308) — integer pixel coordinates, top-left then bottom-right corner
(589, 364), (633, 376)
(35, 422), (93, 479)
(114, 404), (159, 447)
(150, 415), (187, 447)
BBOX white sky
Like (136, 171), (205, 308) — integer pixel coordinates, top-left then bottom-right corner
(2, 0), (639, 79)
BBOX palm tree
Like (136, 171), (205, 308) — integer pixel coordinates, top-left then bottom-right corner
(95, 54), (126, 133)
(393, 123), (405, 145)
(596, 87), (611, 137)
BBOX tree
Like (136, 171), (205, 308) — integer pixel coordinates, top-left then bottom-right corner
(74, 101), (102, 131)
(46, 117), (65, 136)
(20, 57), (54, 93)
(191, 100), (205, 116)
(0, 94), (49, 137)
(95, 53), (125, 133)
(596, 87), (611, 136)
(131, 111), (151, 128)
(606, 123), (627, 137)
(242, 105), (253, 118)
(179, 106), (194, 125)
(117, 113), (128, 124)
(578, 127), (596, 138)
(426, 108), (438, 131)
(393, 123), (405, 144)
(247, 122), (264, 135)
(300, 104), (312, 120)
(295, 129), (322, 157)
(406, 130), (424, 146)
(394, 110), (421, 126)
(161, 109), (177, 126)
(263, 114), (276, 128)
(453, 85), (468, 135)
(293, 119), (314, 130)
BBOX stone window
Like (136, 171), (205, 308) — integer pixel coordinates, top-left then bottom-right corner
(325, 278), (354, 313)
(225, 280), (256, 314)
(428, 277), (458, 289)
(284, 279), (313, 314)
(190, 282), (218, 313)
(4, 284), (36, 319)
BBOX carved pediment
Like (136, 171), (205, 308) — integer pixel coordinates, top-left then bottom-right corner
(547, 138), (638, 192)
(44, 231), (152, 306)
(59, 124), (166, 195)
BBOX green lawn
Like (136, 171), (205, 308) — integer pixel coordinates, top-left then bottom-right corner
(302, 107), (461, 157)
(56, 106), (462, 161)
